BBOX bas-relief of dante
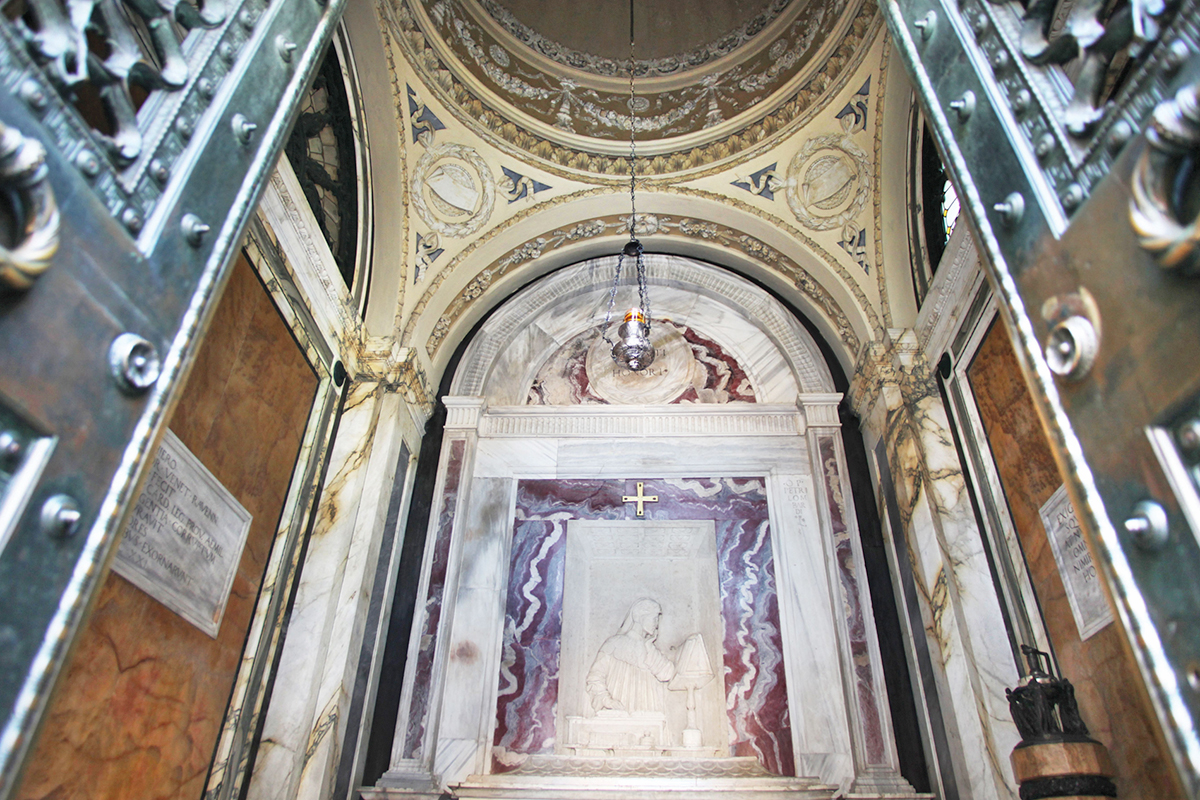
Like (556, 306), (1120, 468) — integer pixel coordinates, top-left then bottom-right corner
(585, 598), (677, 715)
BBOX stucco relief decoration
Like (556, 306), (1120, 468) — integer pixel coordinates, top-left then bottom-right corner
(384, 0), (882, 176)
(413, 0), (838, 140)
(413, 211), (863, 359)
(411, 142), (497, 238)
(478, 0), (791, 78)
(527, 321), (757, 405)
(785, 134), (871, 231)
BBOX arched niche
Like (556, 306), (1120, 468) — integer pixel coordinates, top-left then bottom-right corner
(401, 191), (880, 391)
(371, 257), (921, 799)
(452, 255), (835, 405)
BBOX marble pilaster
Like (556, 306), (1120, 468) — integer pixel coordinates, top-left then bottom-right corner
(850, 330), (1021, 800)
(380, 397), (487, 791)
(245, 384), (419, 800)
(806, 404), (915, 796)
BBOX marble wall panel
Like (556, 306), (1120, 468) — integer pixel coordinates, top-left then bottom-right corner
(879, 384), (1019, 800)
(553, 436), (810, 478)
(17, 255), (318, 800)
(433, 477), (518, 782)
(491, 478), (794, 777)
(403, 439), (467, 760)
(292, 394), (411, 800)
(967, 321), (1182, 799)
(816, 436), (886, 766)
(478, 318), (560, 406)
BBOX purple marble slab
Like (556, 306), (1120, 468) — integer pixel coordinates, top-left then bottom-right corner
(817, 436), (886, 765)
(402, 439), (466, 760)
(492, 478), (792, 776)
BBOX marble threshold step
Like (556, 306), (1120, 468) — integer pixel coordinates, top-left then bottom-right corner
(453, 756), (838, 799)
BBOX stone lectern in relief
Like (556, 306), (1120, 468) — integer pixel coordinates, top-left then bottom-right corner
(567, 596), (717, 756)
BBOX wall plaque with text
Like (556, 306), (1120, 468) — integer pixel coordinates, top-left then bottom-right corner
(113, 429), (252, 637)
(1039, 484), (1113, 641)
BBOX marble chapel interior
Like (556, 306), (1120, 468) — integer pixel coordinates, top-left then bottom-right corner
(5, 0), (1190, 799)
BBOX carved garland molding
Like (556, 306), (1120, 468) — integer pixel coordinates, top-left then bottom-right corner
(381, 0), (883, 179)
(400, 186), (886, 367)
(475, 0), (793, 80)
(382, 19), (413, 319)
(398, 185), (610, 346)
(422, 0), (837, 142)
(871, 33), (891, 328)
(664, 185), (885, 335)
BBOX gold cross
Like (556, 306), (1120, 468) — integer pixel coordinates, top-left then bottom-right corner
(622, 481), (659, 517)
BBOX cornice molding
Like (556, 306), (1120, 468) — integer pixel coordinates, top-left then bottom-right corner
(476, 403), (808, 438)
(381, 0), (883, 178)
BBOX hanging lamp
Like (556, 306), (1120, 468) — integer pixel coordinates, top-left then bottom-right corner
(600, 0), (654, 372)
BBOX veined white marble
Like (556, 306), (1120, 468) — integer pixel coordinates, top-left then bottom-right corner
(258, 162), (363, 370)
(385, 385), (923, 797)
(852, 333), (1022, 800)
(390, 266), (916, 794)
(767, 472), (855, 791)
(246, 386), (415, 800)
(914, 223), (984, 358)
(204, 376), (339, 800)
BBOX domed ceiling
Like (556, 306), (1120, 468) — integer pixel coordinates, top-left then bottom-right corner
(479, 0), (788, 74)
(387, 0), (880, 175)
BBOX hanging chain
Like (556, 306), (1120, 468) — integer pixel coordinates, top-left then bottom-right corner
(629, 0), (650, 327)
(602, 0), (650, 351)
(601, 252), (624, 348)
(637, 250), (650, 324)
(628, 0), (637, 241)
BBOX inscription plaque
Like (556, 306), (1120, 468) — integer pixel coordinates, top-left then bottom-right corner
(1039, 484), (1113, 641)
(113, 429), (252, 637)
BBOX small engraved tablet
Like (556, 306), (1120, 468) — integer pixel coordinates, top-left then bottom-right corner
(114, 429), (252, 638)
(1039, 484), (1113, 641)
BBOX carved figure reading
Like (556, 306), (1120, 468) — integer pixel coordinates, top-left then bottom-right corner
(586, 598), (676, 715)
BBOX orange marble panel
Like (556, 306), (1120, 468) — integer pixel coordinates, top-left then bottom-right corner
(967, 318), (1184, 799)
(17, 253), (318, 800)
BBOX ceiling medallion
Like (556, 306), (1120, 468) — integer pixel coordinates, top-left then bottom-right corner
(785, 133), (871, 231)
(411, 142), (496, 238)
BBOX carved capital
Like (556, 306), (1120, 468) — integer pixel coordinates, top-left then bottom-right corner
(849, 330), (937, 421)
(360, 344), (434, 422)
(849, 340), (897, 420)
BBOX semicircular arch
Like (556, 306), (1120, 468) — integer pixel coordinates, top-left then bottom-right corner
(396, 190), (881, 392)
(450, 254), (837, 401)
